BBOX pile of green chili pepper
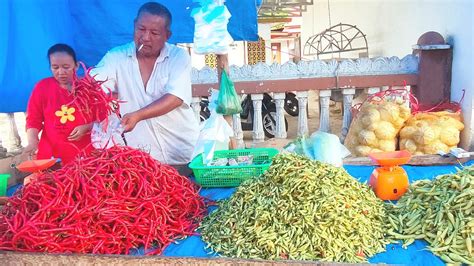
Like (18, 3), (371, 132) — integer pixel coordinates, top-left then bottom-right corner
(386, 166), (474, 265)
(200, 153), (389, 262)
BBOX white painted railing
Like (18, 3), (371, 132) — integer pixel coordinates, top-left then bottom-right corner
(296, 91), (309, 137)
(1, 55), (419, 155)
(191, 55), (419, 148)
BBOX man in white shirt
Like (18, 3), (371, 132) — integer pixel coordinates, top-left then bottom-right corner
(92, 2), (199, 174)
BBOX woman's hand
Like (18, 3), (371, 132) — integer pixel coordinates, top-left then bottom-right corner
(68, 124), (92, 141)
(22, 142), (38, 159)
(23, 128), (40, 159)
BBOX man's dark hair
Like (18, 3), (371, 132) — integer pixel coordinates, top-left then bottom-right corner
(136, 2), (172, 31)
(47, 43), (77, 63)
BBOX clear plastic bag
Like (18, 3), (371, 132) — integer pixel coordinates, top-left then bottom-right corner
(216, 70), (242, 115)
(91, 113), (125, 149)
(192, 90), (234, 165)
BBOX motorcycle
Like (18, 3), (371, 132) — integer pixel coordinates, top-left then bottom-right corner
(283, 92), (299, 117)
(199, 93), (290, 138)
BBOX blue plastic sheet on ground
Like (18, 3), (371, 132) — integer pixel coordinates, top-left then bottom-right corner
(0, 0), (259, 113)
(7, 161), (473, 265)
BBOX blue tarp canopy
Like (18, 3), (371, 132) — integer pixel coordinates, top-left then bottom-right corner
(0, 0), (259, 113)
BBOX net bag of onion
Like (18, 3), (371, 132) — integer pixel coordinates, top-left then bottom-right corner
(344, 88), (412, 156)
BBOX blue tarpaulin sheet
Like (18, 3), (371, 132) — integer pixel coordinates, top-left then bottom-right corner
(7, 161), (473, 265)
(161, 161), (473, 266)
(0, 0), (259, 113)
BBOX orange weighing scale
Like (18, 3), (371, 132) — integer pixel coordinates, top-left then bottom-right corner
(368, 150), (412, 201)
(0, 158), (60, 204)
(15, 158), (61, 185)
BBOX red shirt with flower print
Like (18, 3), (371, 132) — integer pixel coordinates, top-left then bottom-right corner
(26, 77), (102, 164)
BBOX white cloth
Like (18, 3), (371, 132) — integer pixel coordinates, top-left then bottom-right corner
(91, 42), (199, 164)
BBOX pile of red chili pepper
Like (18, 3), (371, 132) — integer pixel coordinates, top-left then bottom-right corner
(69, 62), (120, 122)
(0, 146), (208, 255)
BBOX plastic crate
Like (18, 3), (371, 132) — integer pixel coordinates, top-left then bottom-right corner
(189, 148), (279, 187)
(0, 174), (10, 196)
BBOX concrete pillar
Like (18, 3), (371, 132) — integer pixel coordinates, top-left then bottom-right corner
(412, 31), (452, 106)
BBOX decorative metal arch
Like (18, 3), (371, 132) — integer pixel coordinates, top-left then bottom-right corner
(303, 23), (368, 59)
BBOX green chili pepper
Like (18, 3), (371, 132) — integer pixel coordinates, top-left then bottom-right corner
(200, 154), (389, 263)
(385, 165), (474, 265)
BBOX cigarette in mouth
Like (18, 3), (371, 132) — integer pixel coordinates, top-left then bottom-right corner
(138, 44), (144, 52)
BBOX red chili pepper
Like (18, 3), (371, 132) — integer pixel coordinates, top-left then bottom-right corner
(0, 146), (209, 255)
(66, 62), (119, 123)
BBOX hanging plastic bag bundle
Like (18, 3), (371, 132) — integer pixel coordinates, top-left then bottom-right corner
(191, 0), (233, 54)
(216, 70), (242, 115)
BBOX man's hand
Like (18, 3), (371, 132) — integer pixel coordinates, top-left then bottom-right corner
(119, 94), (182, 133)
(121, 112), (141, 133)
(68, 124), (92, 141)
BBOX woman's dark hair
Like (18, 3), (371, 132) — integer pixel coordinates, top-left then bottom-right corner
(136, 2), (172, 31)
(47, 43), (77, 63)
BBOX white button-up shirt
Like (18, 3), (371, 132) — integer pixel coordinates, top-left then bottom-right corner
(92, 42), (199, 164)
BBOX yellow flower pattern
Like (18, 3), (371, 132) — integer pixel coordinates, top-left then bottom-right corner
(55, 105), (76, 124)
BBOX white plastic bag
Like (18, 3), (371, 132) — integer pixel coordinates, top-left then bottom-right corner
(311, 131), (351, 167)
(91, 113), (125, 149)
(192, 90), (234, 164)
(191, 0), (233, 54)
(284, 131), (351, 167)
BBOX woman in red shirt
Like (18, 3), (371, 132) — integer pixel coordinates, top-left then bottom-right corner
(23, 44), (101, 165)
